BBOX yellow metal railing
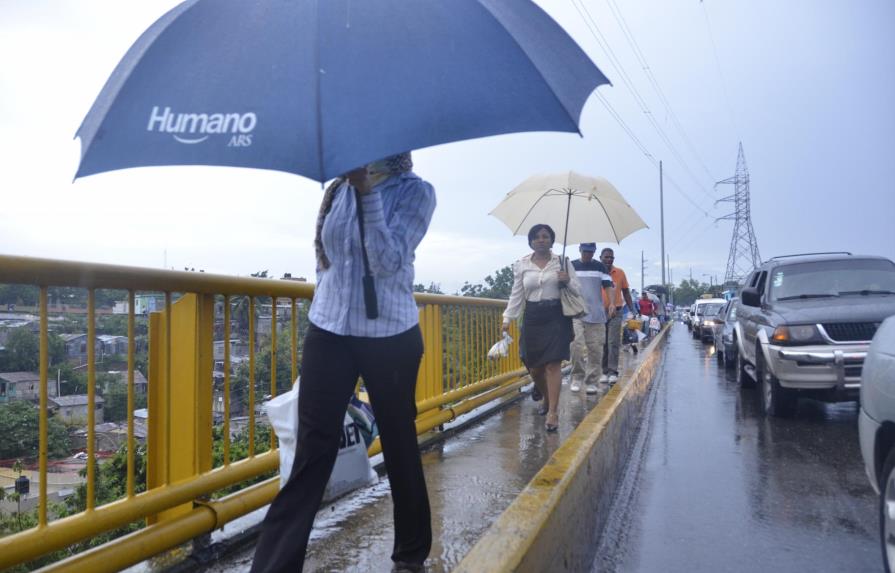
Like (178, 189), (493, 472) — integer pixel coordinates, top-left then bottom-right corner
(0, 254), (524, 572)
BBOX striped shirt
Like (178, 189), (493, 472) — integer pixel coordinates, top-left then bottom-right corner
(570, 258), (614, 324)
(308, 172), (436, 337)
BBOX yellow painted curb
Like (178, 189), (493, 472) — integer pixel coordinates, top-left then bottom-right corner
(454, 326), (671, 573)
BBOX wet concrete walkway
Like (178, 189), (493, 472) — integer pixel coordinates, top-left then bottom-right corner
(205, 341), (647, 573)
(594, 322), (879, 572)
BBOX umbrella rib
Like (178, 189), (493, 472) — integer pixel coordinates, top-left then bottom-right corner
(594, 195), (621, 242)
(512, 190), (568, 235)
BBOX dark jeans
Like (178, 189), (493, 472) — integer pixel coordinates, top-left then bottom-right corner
(250, 323), (431, 573)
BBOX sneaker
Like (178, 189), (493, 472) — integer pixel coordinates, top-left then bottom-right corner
(585, 384), (598, 395)
(598, 374), (610, 384)
(570, 382), (581, 392)
(608, 374), (619, 385)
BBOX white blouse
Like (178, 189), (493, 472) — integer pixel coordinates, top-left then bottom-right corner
(502, 253), (582, 323)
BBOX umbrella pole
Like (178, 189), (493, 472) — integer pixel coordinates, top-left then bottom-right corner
(560, 191), (571, 270)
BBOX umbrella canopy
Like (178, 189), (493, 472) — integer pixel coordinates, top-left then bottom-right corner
(489, 171), (648, 251)
(75, 0), (610, 182)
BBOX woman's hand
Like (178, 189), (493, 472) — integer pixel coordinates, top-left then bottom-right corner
(557, 270), (570, 285)
(502, 322), (511, 334)
(347, 167), (372, 195)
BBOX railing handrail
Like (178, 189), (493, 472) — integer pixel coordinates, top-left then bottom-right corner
(0, 253), (508, 307)
(0, 252), (519, 571)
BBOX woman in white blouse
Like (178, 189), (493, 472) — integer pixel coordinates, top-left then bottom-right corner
(502, 224), (582, 432)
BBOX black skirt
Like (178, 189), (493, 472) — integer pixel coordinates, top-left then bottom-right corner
(520, 299), (573, 369)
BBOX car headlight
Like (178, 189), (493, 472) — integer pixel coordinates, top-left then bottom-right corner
(770, 325), (825, 346)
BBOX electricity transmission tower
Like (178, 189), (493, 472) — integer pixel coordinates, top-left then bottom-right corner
(715, 143), (761, 286)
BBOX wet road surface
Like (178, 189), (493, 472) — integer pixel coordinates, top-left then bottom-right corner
(208, 344), (645, 573)
(595, 322), (880, 572)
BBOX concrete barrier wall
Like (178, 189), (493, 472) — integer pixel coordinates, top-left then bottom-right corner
(454, 326), (670, 573)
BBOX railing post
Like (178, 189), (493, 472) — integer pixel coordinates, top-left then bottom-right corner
(147, 294), (213, 524)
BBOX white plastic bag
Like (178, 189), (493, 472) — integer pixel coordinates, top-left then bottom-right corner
(649, 317), (660, 331)
(487, 332), (513, 360)
(266, 380), (377, 501)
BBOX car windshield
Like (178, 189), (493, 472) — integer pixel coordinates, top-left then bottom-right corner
(769, 258), (895, 302)
(703, 303), (724, 317)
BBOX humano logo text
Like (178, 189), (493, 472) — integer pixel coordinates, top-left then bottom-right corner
(147, 106), (256, 147)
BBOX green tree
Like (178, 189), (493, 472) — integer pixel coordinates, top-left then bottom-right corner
(0, 401), (70, 460)
(459, 266), (514, 299)
(672, 278), (712, 306)
(0, 329), (66, 372)
(232, 331), (294, 412)
(413, 282), (443, 294)
(211, 423), (275, 496)
(57, 363), (87, 395)
(0, 284), (38, 307)
(101, 380), (147, 423)
(3, 329), (39, 371)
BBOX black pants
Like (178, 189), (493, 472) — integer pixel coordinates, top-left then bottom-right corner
(250, 323), (431, 573)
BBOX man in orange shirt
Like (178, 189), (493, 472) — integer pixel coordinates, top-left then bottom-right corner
(600, 248), (635, 383)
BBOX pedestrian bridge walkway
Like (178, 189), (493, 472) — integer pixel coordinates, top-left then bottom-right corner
(0, 254), (667, 572)
(203, 341), (655, 573)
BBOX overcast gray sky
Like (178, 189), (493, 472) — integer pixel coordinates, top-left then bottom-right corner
(1, 0), (893, 293)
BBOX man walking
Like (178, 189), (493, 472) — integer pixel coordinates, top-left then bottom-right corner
(570, 243), (615, 394)
(600, 248), (634, 384)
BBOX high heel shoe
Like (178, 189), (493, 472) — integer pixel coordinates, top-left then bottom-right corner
(537, 403), (549, 416)
(545, 412), (559, 432)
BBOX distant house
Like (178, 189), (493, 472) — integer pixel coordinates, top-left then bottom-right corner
(0, 371), (58, 403)
(49, 395), (104, 425)
(112, 294), (166, 316)
(213, 339), (250, 362)
(103, 370), (148, 394)
(60, 334), (101, 364)
(97, 335), (129, 357)
(59, 334), (128, 364)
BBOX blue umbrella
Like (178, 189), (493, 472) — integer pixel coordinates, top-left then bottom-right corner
(75, 0), (609, 182)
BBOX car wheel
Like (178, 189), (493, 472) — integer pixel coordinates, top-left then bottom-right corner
(757, 351), (796, 417)
(724, 345), (737, 369)
(880, 448), (895, 573)
(736, 347), (753, 387)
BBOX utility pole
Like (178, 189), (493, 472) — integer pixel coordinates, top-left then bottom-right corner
(641, 251), (647, 291)
(660, 160), (666, 287)
(667, 254), (673, 305)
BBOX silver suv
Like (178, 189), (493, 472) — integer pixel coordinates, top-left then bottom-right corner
(735, 253), (895, 417)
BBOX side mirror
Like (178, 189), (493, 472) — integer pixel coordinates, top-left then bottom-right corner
(741, 287), (760, 307)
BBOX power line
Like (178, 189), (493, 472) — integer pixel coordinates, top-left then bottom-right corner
(700, 1), (739, 135)
(571, 0), (716, 202)
(595, 93), (710, 217)
(603, 0), (716, 181)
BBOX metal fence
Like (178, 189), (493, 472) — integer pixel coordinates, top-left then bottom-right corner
(0, 254), (525, 572)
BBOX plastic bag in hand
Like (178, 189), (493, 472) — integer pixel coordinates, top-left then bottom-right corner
(487, 332), (513, 360)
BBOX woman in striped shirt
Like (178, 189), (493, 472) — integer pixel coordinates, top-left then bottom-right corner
(251, 153), (435, 573)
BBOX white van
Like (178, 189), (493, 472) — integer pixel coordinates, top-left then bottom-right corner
(691, 298), (727, 341)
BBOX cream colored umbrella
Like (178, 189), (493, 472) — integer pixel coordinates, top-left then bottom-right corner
(489, 171), (648, 261)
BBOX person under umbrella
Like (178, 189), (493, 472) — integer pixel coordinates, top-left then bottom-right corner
(250, 153), (435, 573)
(502, 224), (582, 432)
